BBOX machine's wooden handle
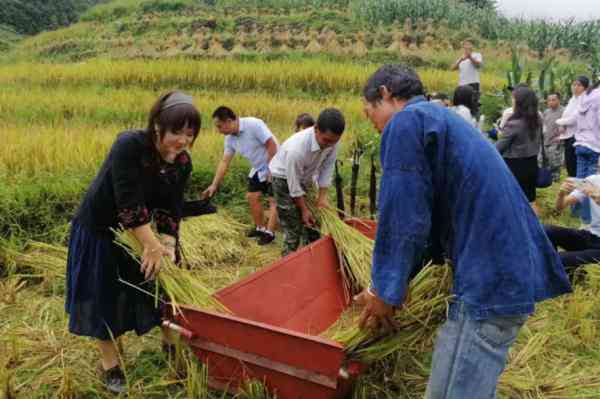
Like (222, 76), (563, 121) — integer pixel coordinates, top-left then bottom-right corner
(162, 320), (195, 340)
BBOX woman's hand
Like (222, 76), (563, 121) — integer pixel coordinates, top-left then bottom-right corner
(141, 243), (165, 280)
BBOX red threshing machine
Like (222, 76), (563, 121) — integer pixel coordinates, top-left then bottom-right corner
(162, 219), (377, 398)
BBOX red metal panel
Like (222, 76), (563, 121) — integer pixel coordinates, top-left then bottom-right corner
(173, 306), (345, 381)
(344, 219), (377, 240)
(191, 348), (339, 399)
(215, 237), (349, 335)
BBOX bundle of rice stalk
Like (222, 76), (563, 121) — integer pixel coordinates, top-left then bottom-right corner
(114, 229), (229, 317)
(310, 206), (373, 296)
(325, 265), (452, 363)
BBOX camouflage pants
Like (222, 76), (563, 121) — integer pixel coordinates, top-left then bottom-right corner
(539, 143), (564, 182)
(272, 178), (321, 256)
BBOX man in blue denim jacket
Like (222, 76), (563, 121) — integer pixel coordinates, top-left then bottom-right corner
(357, 65), (572, 399)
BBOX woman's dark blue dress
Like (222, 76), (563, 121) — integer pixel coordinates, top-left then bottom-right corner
(65, 130), (191, 340)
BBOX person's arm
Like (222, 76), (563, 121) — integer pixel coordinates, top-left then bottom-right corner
(495, 120), (518, 154)
(358, 111), (434, 332)
(265, 138), (277, 162)
(316, 145), (337, 189)
(469, 53), (483, 68)
(156, 152), (193, 262)
(285, 150), (316, 225)
(111, 134), (165, 279)
(202, 153), (234, 198)
(451, 57), (464, 71)
(555, 180), (582, 213)
(293, 195), (316, 227)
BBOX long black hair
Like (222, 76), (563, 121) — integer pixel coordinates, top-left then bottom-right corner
(452, 85), (476, 117)
(510, 86), (541, 138)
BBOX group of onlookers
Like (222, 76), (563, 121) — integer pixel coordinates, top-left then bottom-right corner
(448, 40), (600, 278)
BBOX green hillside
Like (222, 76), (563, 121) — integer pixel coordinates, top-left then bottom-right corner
(1, 0), (597, 67)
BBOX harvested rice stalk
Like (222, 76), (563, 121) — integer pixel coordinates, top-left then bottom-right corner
(180, 214), (250, 269)
(237, 379), (273, 399)
(310, 206), (373, 295)
(325, 265), (452, 363)
(114, 229), (229, 317)
(2, 242), (67, 294)
(0, 356), (15, 399)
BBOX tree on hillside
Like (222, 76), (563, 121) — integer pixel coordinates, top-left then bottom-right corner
(462, 0), (496, 9)
(0, 0), (106, 35)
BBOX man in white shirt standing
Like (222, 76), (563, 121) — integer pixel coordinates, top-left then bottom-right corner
(452, 39), (483, 117)
(202, 106), (278, 245)
(269, 108), (345, 255)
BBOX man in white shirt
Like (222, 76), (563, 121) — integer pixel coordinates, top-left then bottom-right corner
(269, 108), (345, 255)
(202, 106), (278, 245)
(452, 39), (483, 117)
(545, 175), (600, 279)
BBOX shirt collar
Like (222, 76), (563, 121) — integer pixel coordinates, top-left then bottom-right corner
(406, 95), (427, 107)
(309, 128), (321, 152)
(234, 118), (245, 136)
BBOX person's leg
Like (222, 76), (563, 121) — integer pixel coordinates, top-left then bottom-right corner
(426, 305), (527, 399)
(98, 339), (120, 370)
(559, 249), (600, 279)
(564, 138), (577, 178)
(266, 196), (278, 233)
(469, 83), (481, 118)
(575, 147), (592, 223)
(272, 178), (303, 256)
(247, 191), (265, 229)
(544, 224), (593, 251)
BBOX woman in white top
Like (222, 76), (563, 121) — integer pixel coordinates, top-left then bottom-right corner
(556, 76), (590, 177)
(451, 85), (479, 129)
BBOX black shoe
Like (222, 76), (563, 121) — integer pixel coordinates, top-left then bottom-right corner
(102, 366), (127, 395)
(258, 232), (275, 246)
(247, 227), (264, 238)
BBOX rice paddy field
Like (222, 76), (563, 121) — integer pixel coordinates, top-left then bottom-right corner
(2, 2), (600, 398)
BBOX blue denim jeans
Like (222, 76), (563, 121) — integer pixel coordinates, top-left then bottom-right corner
(425, 303), (528, 399)
(575, 146), (600, 224)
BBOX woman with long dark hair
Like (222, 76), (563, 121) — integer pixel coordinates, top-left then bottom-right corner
(65, 91), (201, 394)
(496, 86), (542, 213)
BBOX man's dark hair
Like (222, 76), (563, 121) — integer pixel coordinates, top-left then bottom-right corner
(212, 106), (237, 121)
(294, 113), (315, 131)
(363, 64), (425, 104)
(547, 92), (561, 100)
(452, 85), (477, 116)
(316, 108), (345, 136)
